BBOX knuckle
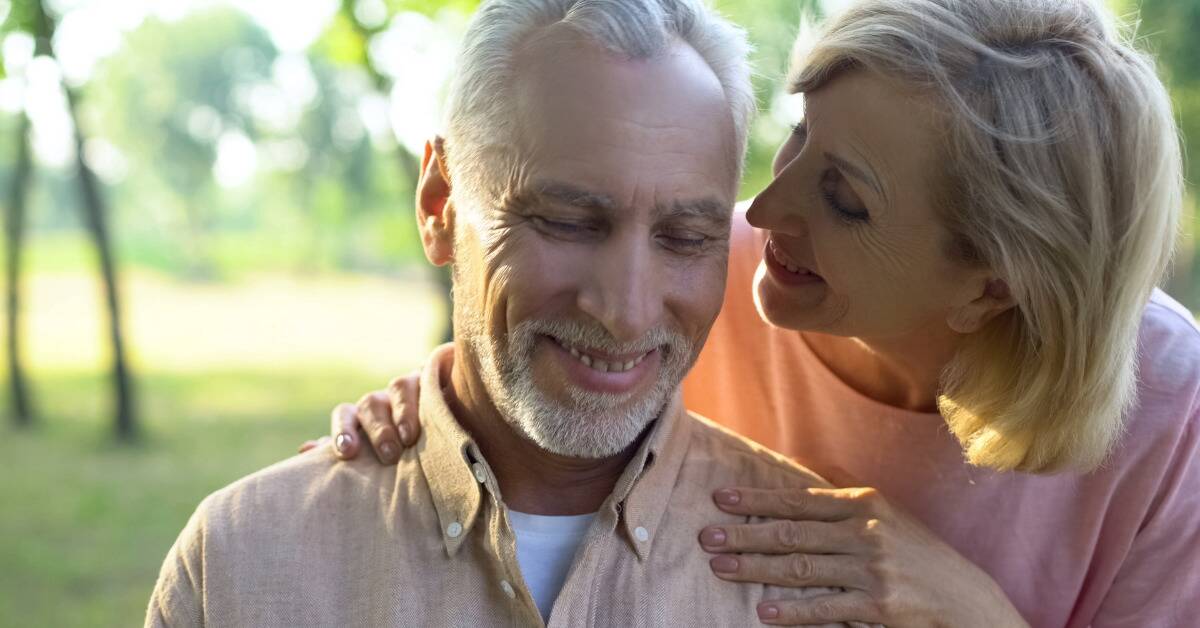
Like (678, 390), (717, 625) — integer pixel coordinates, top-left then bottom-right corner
(774, 522), (806, 550)
(388, 373), (419, 393)
(809, 598), (838, 622)
(370, 422), (397, 441)
(861, 518), (885, 547)
(363, 397), (391, 420)
(865, 550), (897, 583)
(334, 402), (356, 418)
(784, 554), (815, 584)
(876, 590), (903, 618)
(780, 491), (810, 516)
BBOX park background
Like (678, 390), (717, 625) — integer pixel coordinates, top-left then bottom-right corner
(0, 0), (1195, 625)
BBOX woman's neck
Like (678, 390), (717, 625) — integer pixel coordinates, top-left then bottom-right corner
(801, 330), (958, 413)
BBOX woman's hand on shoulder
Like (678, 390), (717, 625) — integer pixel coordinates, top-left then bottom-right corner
(297, 373), (423, 464)
(699, 484), (1029, 627)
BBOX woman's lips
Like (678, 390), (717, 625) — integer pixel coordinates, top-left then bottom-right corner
(764, 239), (824, 286)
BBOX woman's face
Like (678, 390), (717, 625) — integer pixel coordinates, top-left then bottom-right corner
(747, 68), (988, 343)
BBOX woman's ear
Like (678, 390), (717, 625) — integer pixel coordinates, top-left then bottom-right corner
(947, 277), (1015, 334)
(416, 136), (455, 267)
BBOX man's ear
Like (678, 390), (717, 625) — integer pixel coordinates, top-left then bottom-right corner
(946, 276), (1016, 334)
(417, 136), (455, 267)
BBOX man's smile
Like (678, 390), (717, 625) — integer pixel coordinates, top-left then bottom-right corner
(541, 335), (661, 394)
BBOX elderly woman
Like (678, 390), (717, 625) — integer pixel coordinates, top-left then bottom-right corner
(309, 0), (1199, 625)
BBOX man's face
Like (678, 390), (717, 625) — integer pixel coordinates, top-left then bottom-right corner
(451, 26), (739, 458)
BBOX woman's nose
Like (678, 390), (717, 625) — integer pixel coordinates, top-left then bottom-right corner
(745, 176), (809, 237)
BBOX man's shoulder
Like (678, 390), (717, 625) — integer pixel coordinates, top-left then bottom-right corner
(680, 410), (831, 489)
(194, 449), (402, 539)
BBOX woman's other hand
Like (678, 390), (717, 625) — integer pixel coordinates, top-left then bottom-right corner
(297, 373), (423, 464)
(700, 486), (1029, 627)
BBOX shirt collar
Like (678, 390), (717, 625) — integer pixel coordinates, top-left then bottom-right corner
(414, 343), (694, 560)
(607, 388), (692, 560)
(415, 345), (485, 556)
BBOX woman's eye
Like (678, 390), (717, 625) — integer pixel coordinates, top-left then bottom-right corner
(819, 169), (871, 224)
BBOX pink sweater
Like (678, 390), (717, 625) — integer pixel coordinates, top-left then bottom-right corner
(683, 214), (1200, 627)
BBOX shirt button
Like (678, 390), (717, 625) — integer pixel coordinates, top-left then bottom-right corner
(446, 521), (463, 538)
(500, 580), (516, 599)
(634, 526), (650, 542)
(472, 463), (487, 484)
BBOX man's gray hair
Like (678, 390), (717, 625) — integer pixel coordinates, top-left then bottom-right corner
(443, 0), (755, 203)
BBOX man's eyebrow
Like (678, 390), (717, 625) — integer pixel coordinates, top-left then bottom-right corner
(534, 181), (617, 212)
(656, 197), (732, 224)
(523, 181), (729, 224)
(824, 151), (887, 204)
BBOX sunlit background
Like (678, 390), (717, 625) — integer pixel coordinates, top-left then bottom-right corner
(0, 0), (1194, 624)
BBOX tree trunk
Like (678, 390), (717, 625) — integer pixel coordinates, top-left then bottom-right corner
(65, 88), (137, 440)
(4, 114), (35, 426)
(340, 0), (452, 342)
(33, 0), (136, 439)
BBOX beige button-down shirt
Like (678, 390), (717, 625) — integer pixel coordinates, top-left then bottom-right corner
(147, 346), (858, 627)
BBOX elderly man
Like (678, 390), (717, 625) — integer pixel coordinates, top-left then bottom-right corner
(146, 1), (855, 626)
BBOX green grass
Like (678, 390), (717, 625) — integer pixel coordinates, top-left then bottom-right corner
(0, 368), (398, 628)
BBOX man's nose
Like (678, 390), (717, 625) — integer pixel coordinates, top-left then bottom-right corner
(576, 234), (664, 344)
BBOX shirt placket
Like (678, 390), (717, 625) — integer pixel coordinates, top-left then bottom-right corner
(470, 450), (547, 626)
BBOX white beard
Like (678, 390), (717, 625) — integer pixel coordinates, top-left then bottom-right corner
(460, 311), (693, 459)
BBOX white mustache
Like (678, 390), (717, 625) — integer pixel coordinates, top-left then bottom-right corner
(513, 319), (688, 360)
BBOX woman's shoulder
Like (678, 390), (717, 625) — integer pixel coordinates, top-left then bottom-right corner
(1136, 289), (1200, 400)
(1109, 289), (1200, 470)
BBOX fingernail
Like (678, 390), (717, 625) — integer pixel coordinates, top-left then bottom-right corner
(758, 605), (779, 620)
(710, 555), (739, 574)
(397, 424), (411, 445)
(335, 433), (353, 454)
(700, 527), (727, 546)
(714, 489), (741, 505)
(380, 441), (397, 462)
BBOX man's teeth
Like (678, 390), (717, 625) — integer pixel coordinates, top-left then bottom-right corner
(563, 342), (646, 373)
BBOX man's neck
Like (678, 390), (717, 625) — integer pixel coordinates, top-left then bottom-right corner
(446, 343), (640, 516)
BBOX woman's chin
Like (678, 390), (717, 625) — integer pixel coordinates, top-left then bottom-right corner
(752, 263), (827, 331)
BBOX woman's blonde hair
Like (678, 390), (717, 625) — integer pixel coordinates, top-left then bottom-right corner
(793, 0), (1184, 473)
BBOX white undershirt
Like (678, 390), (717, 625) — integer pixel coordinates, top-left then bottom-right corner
(507, 509), (596, 622)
